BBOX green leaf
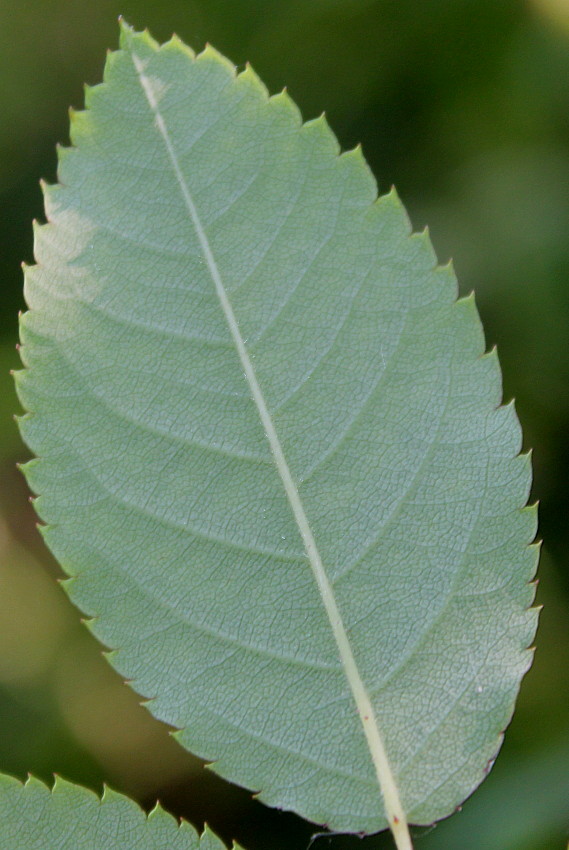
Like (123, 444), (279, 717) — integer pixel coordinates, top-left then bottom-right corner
(417, 734), (569, 850)
(15, 20), (538, 844)
(0, 773), (230, 849)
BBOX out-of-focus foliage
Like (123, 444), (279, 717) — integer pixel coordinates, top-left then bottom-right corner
(0, 2), (567, 849)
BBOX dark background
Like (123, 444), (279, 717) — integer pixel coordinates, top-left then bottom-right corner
(0, 1), (568, 848)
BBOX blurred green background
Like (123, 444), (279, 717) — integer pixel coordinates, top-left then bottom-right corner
(1, 1), (568, 848)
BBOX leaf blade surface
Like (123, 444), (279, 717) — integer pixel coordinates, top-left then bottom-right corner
(16, 23), (539, 837)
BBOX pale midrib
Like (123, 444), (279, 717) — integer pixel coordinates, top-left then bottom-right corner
(130, 47), (412, 850)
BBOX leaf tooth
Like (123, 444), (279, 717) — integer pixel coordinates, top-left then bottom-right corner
(118, 18), (160, 54)
(13, 372), (29, 406)
(454, 290), (486, 356)
(517, 575), (539, 612)
(31, 218), (45, 241)
(58, 575), (76, 592)
(479, 342), (498, 364)
(513, 450), (534, 497)
(100, 784), (121, 805)
(527, 576), (540, 604)
(102, 39), (125, 83)
(268, 87), (303, 129)
(518, 447), (534, 470)
(17, 309), (35, 344)
(500, 396), (522, 440)
(83, 81), (106, 111)
(82, 615), (101, 634)
(51, 775), (68, 795)
(11, 368), (26, 396)
(25, 774), (50, 793)
(375, 184), (413, 234)
(196, 43), (237, 79)
(42, 527), (79, 577)
(164, 31), (196, 60)
(455, 288), (475, 306)
(102, 646), (121, 662)
(39, 175), (55, 192)
(170, 728), (189, 745)
(338, 145), (377, 204)
(56, 144), (78, 185)
(524, 642), (537, 662)
(17, 456), (39, 478)
(37, 521), (60, 547)
(340, 142), (366, 167)
(39, 181), (62, 224)
(237, 61), (270, 101)
(520, 500), (539, 534)
(522, 606), (541, 645)
(432, 259), (461, 306)
(27, 243), (47, 295)
(201, 823), (242, 850)
(201, 825), (217, 836)
(68, 107), (90, 147)
(146, 802), (187, 832)
(302, 112), (341, 157)
(409, 225), (438, 269)
(117, 14), (132, 32)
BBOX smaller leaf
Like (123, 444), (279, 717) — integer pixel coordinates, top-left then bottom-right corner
(0, 773), (235, 850)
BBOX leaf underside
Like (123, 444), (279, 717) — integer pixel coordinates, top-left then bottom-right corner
(16, 22), (539, 835)
(0, 774), (229, 850)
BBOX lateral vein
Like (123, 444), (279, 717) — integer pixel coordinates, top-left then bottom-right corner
(129, 45), (413, 850)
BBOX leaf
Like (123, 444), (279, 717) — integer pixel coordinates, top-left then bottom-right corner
(0, 773), (231, 849)
(15, 20), (539, 845)
(417, 734), (569, 850)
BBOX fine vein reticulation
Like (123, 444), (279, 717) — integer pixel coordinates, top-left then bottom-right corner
(129, 37), (413, 850)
